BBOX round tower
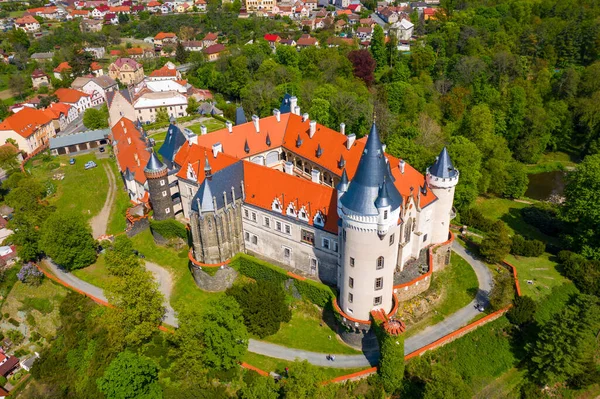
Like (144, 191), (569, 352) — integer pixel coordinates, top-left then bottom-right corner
(337, 123), (403, 323)
(426, 147), (459, 244)
(144, 151), (174, 221)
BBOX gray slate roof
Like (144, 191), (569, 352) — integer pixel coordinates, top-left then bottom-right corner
(144, 151), (166, 173)
(107, 89), (132, 108)
(280, 93), (292, 114)
(93, 75), (118, 89)
(49, 128), (110, 150)
(428, 147), (457, 179)
(30, 52), (54, 60)
(235, 106), (247, 125)
(191, 161), (244, 213)
(340, 123), (402, 215)
(158, 123), (187, 167)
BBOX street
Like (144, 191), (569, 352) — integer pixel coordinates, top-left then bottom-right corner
(57, 103), (104, 136)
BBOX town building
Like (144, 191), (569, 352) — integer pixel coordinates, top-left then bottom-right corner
(201, 32), (218, 47)
(43, 103), (76, 132)
(153, 32), (178, 51)
(390, 18), (414, 41)
(245, 0), (275, 12)
(72, 75), (118, 104)
(54, 88), (92, 115)
(147, 62), (182, 81)
(14, 15), (40, 32)
(108, 57), (145, 85)
(0, 107), (56, 154)
(203, 44), (226, 61)
(53, 62), (72, 80)
(133, 91), (188, 123)
(107, 89), (136, 127)
(31, 69), (49, 89)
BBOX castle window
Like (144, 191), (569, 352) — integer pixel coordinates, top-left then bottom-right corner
(350, 257), (355, 267)
(244, 209), (249, 218)
(384, 210), (388, 219)
(263, 217), (270, 228)
(252, 235), (258, 245)
(376, 256), (384, 270)
(283, 247), (291, 258)
(160, 180), (165, 186)
(188, 187), (193, 196)
(276, 221), (282, 231)
(423, 234), (428, 242)
(251, 212), (257, 222)
(322, 238), (330, 250)
(301, 229), (314, 245)
(285, 224), (291, 235)
(404, 219), (412, 243)
(347, 308), (353, 314)
(343, 229), (346, 241)
(333, 241), (339, 252)
(245, 232), (250, 241)
(389, 234), (395, 246)
(165, 207), (171, 214)
(375, 277), (383, 290)
(349, 277), (354, 288)
(310, 258), (317, 275)
(374, 296), (382, 306)
(162, 191), (167, 197)
(348, 293), (353, 303)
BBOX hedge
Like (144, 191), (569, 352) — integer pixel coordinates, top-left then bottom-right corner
(230, 254), (335, 307)
(150, 219), (188, 240)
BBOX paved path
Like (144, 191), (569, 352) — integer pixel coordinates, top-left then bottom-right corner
(43, 243), (493, 368)
(44, 259), (107, 302)
(144, 261), (177, 326)
(90, 163), (117, 238)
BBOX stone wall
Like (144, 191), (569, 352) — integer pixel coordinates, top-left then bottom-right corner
(394, 274), (431, 301)
(431, 240), (452, 272)
(126, 217), (149, 237)
(191, 265), (238, 292)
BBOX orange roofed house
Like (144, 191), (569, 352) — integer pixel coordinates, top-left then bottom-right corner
(137, 94), (459, 335)
(108, 58), (145, 85)
(153, 32), (178, 51)
(0, 107), (57, 154)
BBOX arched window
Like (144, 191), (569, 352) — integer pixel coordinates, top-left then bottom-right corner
(376, 256), (384, 270)
(404, 219), (412, 243)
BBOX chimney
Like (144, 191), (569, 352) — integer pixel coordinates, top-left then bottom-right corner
(226, 120), (233, 133)
(382, 144), (386, 153)
(309, 120), (316, 138)
(273, 109), (281, 122)
(400, 159), (405, 174)
(290, 96), (298, 114)
(252, 114), (260, 132)
(302, 113), (309, 122)
(200, 125), (207, 135)
(123, 127), (127, 134)
(212, 142), (222, 158)
(284, 161), (294, 175)
(120, 120), (125, 127)
(127, 136), (132, 145)
(346, 133), (356, 150)
(340, 122), (345, 135)
(311, 169), (320, 183)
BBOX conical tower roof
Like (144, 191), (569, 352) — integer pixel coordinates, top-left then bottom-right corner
(429, 147), (458, 179)
(340, 123), (402, 215)
(336, 168), (349, 192)
(144, 151), (167, 174)
(375, 179), (391, 208)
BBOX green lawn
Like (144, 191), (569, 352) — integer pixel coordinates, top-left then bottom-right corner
(262, 301), (361, 355)
(504, 253), (568, 301)
(525, 151), (577, 174)
(0, 265), (19, 307)
(72, 255), (116, 290)
(106, 160), (131, 236)
(403, 252), (479, 337)
(186, 118), (226, 135)
(242, 352), (367, 380)
(27, 153), (111, 221)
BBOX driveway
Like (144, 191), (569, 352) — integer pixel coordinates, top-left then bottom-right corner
(144, 261), (177, 326)
(90, 164), (116, 239)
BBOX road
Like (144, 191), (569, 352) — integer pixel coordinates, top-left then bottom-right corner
(90, 164), (116, 238)
(42, 242), (493, 368)
(145, 261), (177, 326)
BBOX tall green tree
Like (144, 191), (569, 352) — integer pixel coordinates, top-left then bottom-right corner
(97, 351), (162, 399)
(370, 25), (386, 70)
(175, 41), (188, 63)
(479, 221), (512, 263)
(448, 136), (482, 209)
(282, 360), (325, 399)
(83, 108), (109, 129)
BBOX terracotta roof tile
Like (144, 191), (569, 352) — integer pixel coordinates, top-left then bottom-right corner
(0, 107), (54, 138)
(54, 88), (89, 103)
(111, 117), (149, 184)
(155, 32), (176, 40)
(53, 62), (71, 73)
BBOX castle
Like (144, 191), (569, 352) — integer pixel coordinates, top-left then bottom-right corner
(116, 97), (458, 330)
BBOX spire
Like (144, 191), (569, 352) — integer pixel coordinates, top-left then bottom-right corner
(244, 139), (250, 154)
(144, 150), (166, 174)
(266, 132), (271, 147)
(429, 147), (458, 179)
(340, 122), (402, 215)
(375, 178), (390, 208)
(316, 144), (323, 158)
(338, 154), (346, 169)
(336, 168), (349, 192)
(296, 134), (302, 148)
(204, 151), (212, 179)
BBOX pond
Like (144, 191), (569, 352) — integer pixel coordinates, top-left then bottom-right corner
(525, 171), (567, 201)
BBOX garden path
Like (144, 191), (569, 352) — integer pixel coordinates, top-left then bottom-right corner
(145, 261), (177, 326)
(90, 163), (116, 238)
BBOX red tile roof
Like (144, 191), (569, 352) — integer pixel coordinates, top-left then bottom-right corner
(174, 144), (239, 181)
(111, 117), (149, 184)
(54, 88), (89, 103)
(90, 61), (102, 70)
(203, 32), (218, 41)
(126, 47), (144, 55)
(0, 355), (18, 377)
(264, 34), (281, 42)
(53, 61), (71, 73)
(148, 1), (161, 6)
(0, 107), (54, 138)
(149, 65), (178, 77)
(109, 5), (129, 12)
(297, 34), (317, 46)
(15, 15), (38, 25)
(155, 32), (176, 40)
(203, 43), (225, 55)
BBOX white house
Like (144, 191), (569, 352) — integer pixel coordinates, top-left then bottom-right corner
(54, 88), (92, 115)
(133, 91), (188, 123)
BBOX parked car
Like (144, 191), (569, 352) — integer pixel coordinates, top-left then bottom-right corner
(84, 161), (97, 170)
(69, 158), (75, 165)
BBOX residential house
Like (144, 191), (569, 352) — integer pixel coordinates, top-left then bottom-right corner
(84, 47), (106, 59)
(245, 0), (275, 12)
(108, 58), (144, 85)
(147, 1), (161, 12)
(109, 5), (130, 13)
(14, 15), (40, 32)
(148, 62), (182, 81)
(301, 19), (314, 30)
(296, 34), (318, 48)
(347, 14), (360, 24)
(378, 6), (399, 23)
(154, 32), (178, 51)
(107, 89), (136, 127)
(356, 26), (373, 41)
(104, 13), (119, 25)
(133, 91), (188, 123)
(423, 7), (436, 20)
(264, 34), (281, 49)
(182, 41), (203, 52)
(91, 61), (104, 77)
(347, 3), (361, 12)
(68, 9), (90, 18)
(76, 75), (118, 104)
(0, 107), (57, 154)
(31, 69), (49, 89)
(335, 19), (347, 32)
(188, 87), (213, 101)
(80, 18), (103, 32)
(28, 6), (61, 19)
(30, 52), (54, 62)
(175, 2), (191, 13)
(279, 38), (297, 46)
(391, 17), (414, 40)
(304, 0), (318, 10)
(91, 4), (110, 18)
(335, 0), (351, 9)
(160, 4), (171, 14)
(0, 353), (19, 379)
(359, 17), (375, 27)
(195, 0), (207, 11)
(131, 5), (145, 14)
(54, 88), (92, 115)
(201, 32), (218, 47)
(53, 62), (72, 80)
(43, 103), (76, 132)
(202, 43), (226, 61)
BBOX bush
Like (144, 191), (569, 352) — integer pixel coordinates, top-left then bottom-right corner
(460, 208), (494, 232)
(375, 323), (405, 393)
(294, 278), (335, 307)
(0, 376), (6, 386)
(149, 219), (188, 240)
(30, 331), (41, 342)
(510, 235), (545, 257)
(479, 221), (512, 263)
(8, 318), (19, 326)
(17, 263), (44, 286)
(507, 295), (536, 325)
(557, 251), (600, 297)
(521, 204), (563, 237)
(26, 313), (36, 327)
(7, 329), (24, 345)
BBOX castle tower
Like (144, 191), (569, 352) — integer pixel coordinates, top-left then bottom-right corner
(144, 151), (174, 221)
(426, 147), (459, 244)
(337, 123), (403, 322)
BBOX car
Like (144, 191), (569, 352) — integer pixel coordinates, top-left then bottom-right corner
(99, 147), (105, 153)
(84, 161), (97, 170)
(69, 158), (75, 165)
(475, 303), (485, 312)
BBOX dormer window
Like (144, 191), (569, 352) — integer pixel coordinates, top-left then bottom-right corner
(286, 203), (297, 217)
(186, 163), (197, 181)
(313, 211), (324, 228)
(271, 198), (282, 212)
(298, 207), (309, 222)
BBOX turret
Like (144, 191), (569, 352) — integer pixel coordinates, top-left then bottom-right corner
(336, 169), (349, 217)
(144, 151), (174, 220)
(426, 147), (459, 244)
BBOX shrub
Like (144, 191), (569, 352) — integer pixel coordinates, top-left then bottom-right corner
(479, 221), (512, 263)
(30, 331), (41, 342)
(7, 329), (24, 345)
(0, 376), (6, 386)
(507, 296), (536, 325)
(17, 263), (44, 286)
(26, 313), (36, 327)
(8, 318), (19, 326)
(460, 208), (494, 232)
(294, 278), (335, 307)
(557, 251), (600, 297)
(149, 219), (187, 240)
(521, 204), (563, 237)
(510, 235), (545, 257)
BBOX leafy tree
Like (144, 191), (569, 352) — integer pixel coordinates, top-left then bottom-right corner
(348, 49), (376, 86)
(238, 373), (279, 399)
(175, 41), (188, 63)
(186, 97), (199, 115)
(171, 304), (209, 387)
(37, 94), (58, 109)
(370, 25), (386, 69)
(448, 136), (482, 209)
(39, 212), (97, 270)
(9, 73), (28, 99)
(275, 45), (299, 67)
(424, 365), (472, 399)
(155, 107), (170, 123)
(201, 296), (248, 370)
(104, 235), (141, 277)
(558, 251), (600, 296)
(308, 98), (331, 127)
(507, 296), (536, 325)
(83, 107), (109, 129)
(97, 351), (162, 399)
(282, 360), (325, 399)
(479, 221), (512, 264)
(489, 270), (514, 311)
(0, 144), (19, 174)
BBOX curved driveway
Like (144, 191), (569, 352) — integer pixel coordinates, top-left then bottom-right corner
(44, 241), (493, 369)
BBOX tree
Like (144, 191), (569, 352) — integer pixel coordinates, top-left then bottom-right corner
(348, 49), (376, 86)
(308, 98), (331, 127)
(104, 235), (142, 277)
(502, 162), (528, 199)
(226, 281), (291, 338)
(275, 45), (299, 67)
(186, 96), (199, 115)
(489, 270), (514, 310)
(238, 374), (279, 399)
(39, 212), (97, 270)
(282, 360), (325, 399)
(479, 221), (512, 264)
(448, 136), (482, 209)
(175, 41), (188, 63)
(83, 107), (109, 129)
(201, 296), (248, 370)
(171, 304), (209, 387)
(370, 25), (386, 69)
(424, 365), (472, 399)
(9, 73), (27, 99)
(507, 295), (536, 325)
(155, 107), (170, 123)
(97, 351), (162, 399)
(0, 144), (19, 174)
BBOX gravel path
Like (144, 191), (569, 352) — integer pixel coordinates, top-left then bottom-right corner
(144, 261), (177, 326)
(90, 163), (116, 239)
